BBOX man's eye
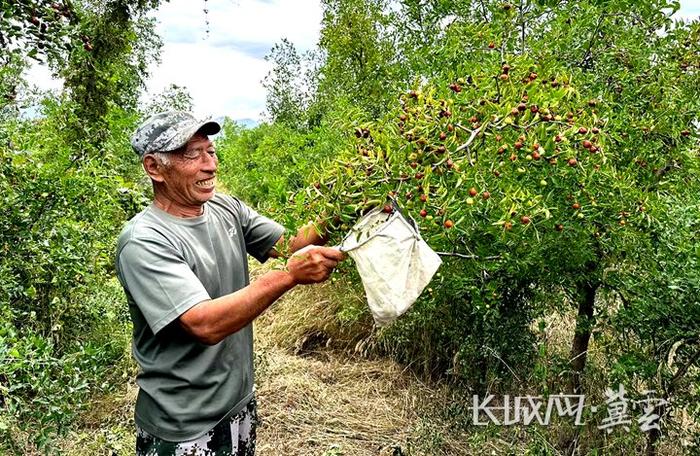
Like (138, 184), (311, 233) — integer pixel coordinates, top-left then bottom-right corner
(181, 146), (215, 160)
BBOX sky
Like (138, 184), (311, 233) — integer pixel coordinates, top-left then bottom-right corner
(144, 0), (323, 121)
(26, 0), (699, 123)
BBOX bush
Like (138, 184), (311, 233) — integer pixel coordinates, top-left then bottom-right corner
(0, 98), (145, 452)
(216, 116), (350, 220)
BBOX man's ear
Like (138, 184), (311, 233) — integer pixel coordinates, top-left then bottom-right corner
(143, 155), (165, 183)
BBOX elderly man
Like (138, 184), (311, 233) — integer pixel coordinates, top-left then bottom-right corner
(116, 111), (343, 456)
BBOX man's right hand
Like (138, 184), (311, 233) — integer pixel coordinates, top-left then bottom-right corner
(286, 245), (345, 285)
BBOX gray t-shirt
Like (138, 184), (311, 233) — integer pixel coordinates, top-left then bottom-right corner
(115, 193), (284, 441)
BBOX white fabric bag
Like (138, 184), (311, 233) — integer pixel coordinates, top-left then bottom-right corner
(339, 201), (442, 326)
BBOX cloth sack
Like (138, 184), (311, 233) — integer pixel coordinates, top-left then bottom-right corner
(339, 202), (442, 326)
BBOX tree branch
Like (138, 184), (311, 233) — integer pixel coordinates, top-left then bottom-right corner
(519, 0), (526, 55)
(454, 126), (480, 165)
(579, 14), (606, 69)
(654, 160), (681, 177)
(436, 252), (501, 260)
(669, 344), (700, 390)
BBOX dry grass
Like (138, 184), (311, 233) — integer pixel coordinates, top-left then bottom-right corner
(50, 261), (696, 455)
(56, 383), (139, 456)
(255, 348), (463, 455)
(252, 263), (375, 354)
(52, 262), (476, 455)
(252, 262), (473, 455)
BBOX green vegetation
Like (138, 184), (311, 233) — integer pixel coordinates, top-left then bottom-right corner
(0, 1), (166, 453)
(219, 0), (700, 453)
(1, 0), (698, 454)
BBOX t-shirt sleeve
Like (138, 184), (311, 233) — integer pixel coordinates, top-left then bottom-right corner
(117, 236), (211, 335)
(231, 198), (285, 263)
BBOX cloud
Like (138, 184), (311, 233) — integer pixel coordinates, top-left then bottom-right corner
(154, 0), (322, 51)
(25, 63), (62, 92)
(147, 0), (323, 121)
(161, 25), (200, 44)
(209, 38), (272, 59)
(145, 42), (270, 120)
(674, 2), (700, 21)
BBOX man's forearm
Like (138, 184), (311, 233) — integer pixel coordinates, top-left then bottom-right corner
(180, 269), (296, 345)
(180, 243), (343, 345)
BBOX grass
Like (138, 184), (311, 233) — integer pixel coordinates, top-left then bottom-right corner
(42, 261), (697, 455)
(48, 263), (477, 455)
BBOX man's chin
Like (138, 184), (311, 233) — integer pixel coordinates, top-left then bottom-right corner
(198, 187), (216, 202)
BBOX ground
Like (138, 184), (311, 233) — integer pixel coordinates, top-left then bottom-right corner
(51, 263), (692, 455)
(57, 345), (471, 455)
(54, 265), (475, 456)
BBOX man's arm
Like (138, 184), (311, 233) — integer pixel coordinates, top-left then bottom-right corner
(179, 245), (343, 345)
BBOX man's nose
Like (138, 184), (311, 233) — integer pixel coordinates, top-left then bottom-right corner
(202, 153), (218, 172)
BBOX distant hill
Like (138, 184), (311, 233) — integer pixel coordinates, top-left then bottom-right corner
(234, 118), (260, 129)
(212, 117), (260, 129)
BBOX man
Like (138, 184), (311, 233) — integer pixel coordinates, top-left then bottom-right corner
(116, 111), (343, 455)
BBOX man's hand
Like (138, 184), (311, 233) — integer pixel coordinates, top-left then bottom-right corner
(287, 245), (345, 285)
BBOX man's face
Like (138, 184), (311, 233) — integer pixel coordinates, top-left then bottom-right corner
(154, 133), (218, 213)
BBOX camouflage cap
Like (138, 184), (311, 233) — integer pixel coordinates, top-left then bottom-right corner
(131, 111), (221, 157)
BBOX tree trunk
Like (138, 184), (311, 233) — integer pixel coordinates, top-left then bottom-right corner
(569, 281), (597, 394)
(646, 420), (661, 456)
(559, 281), (598, 455)
(646, 348), (700, 455)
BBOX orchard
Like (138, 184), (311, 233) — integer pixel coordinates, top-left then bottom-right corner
(296, 52), (691, 397)
(249, 1), (700, 452)
(0, 0), (698, 454)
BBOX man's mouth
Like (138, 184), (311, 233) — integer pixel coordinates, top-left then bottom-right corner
(195, 177), (216, 189)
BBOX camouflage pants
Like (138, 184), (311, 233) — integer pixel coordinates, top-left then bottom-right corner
(136, 397), (257, 456)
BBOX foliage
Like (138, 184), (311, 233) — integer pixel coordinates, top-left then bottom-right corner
(142, 83), (194, 117)
(215, 116), (348, 217)
(60, 1), (162, 148)
(602, 192), (700, 441)
(204, 6), (700, 454)
(0, 1), (164, 116)
(263, 39), (319, 130)
(0, 280), (132, 453)
(317, 0), (402, 119)
(247, 0), (700, 452)
(0, 1), (163, 452)
(0, 101), (145, 452)
(0, 0), (697, 453)
(0, 0), (78, 67)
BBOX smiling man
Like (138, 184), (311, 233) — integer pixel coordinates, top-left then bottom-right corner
(116, 111), (343, 455)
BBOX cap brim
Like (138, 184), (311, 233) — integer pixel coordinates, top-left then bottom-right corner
(159, 119), (222, 152)
(197, 120), (221, 136)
